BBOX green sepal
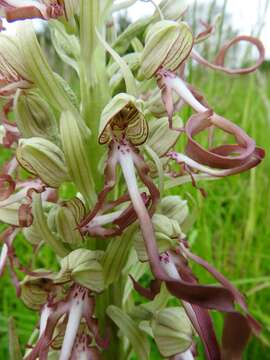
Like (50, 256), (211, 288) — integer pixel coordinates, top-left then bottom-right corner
(17, 137), (69, 188)
(151, 307), (193, 357)
(14, 90), (58, 142)
(59, 249), (105, 292)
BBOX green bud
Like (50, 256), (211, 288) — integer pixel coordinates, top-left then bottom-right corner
(113, 17), (152, 54)
(147, 89), (181, 118)
(54, 204), (83, 246)
(99, 93), (148, 145)
(20, 271), (55, 310)
(156, 0), (188, 21)
(160, 195), (189, 225)
(151, 307), (193, 357)
(141, 20), (193, 79)
(147, 116), (183, 157)
(59, 249), (105, 292)
(16, 137), (69, 188)
(14, 90), (58, 141)
(23, 218), (42, 245)
(134, 214), (181, 261)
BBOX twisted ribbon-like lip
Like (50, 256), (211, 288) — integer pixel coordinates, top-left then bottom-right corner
(184, 110), (265, 172)
(191, 35), (265, 75)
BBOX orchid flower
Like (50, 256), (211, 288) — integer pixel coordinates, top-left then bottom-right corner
(25, 284), (106, 360)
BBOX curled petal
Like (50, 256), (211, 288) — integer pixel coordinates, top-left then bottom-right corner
(179, 244), (247, 310)
(168, 149), (265, 178)
(18, 184), (46, 227)
(191, 35), (265, 75)
(5, 6), (44, 21)
(0, 174), (15, 201)
(2, 120), (20, 148)
(185, 111), (257, 169)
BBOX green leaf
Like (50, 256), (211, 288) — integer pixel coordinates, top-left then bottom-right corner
(96, 30), (137, 96)
(50, 21), (80, 75)
(107, 305), (150, 360)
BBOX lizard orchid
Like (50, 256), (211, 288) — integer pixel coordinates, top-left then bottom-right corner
(0, 1), (266, 359)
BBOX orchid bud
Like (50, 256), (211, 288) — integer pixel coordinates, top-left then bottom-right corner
(147, 90), (182, 118)
(156, 0), (188, 21)
(20, 272), (55, 310)
(140, 20), (193, 79)
(151, 307), (193, 358)
(147, 116), (182, 157)
(0, 33), (32, 96)
(14, 90), (58, 141)
(59, 249), (105, 292)
(135, 214), (181, 261)
(16, 137), (69, 188)
(160, 196), (189, 225)
(54, 204), (83, 246)
(23, 218), (42, 245)
(99, 93), (148, 145)
(113, 17), (152, 54)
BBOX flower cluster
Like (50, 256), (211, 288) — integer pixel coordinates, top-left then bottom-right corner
(0, 0), (265, 359)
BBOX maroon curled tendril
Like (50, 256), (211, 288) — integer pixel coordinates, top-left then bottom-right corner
(0, 174), (15, 201)
(191, 35), (265, 75)
(184, 110), (265, 175)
